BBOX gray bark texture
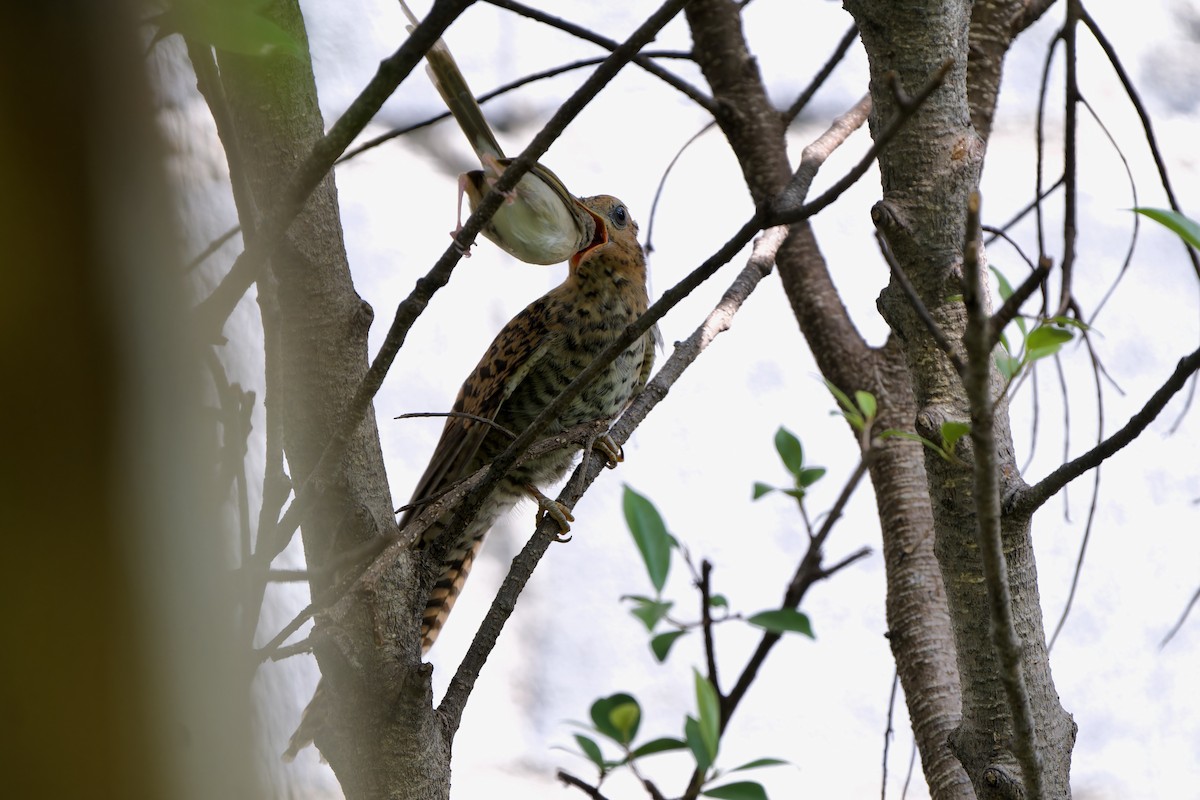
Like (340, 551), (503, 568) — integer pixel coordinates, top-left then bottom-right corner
(212, 1), (450, 797)
(845, 0), (1077, 796)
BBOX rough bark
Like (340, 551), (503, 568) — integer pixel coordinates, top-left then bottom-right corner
(212, 1), (447, 796)
(683, 2), (971, 796)
(845, 0), (1076, 795)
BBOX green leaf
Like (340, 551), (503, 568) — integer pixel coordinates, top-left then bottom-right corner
(994, 351), (1022, 380)
(590, 693), (640, 745)
(574, 734), (605, 771)
(752, 482), (775, 500)
(989, 265), (1016, 301)
(746, 609), (815, 638)
(651, 630), (688, 662)
(782, 488), (806, 501)
(684, 715), (713, 773)
(629, 597), (674, 631)
(1024, 325), (1073, 363)
(797, 467), (826, 488)
(623, 486), (672, 594)
(628, 737), (689, 760)
(694, 670), (721, 764)
(729, 757), (789, 772)
(702, 780), (770, 800)
(823, 378), (857, 416)
(1134, 207), (1200, 251)
(709, 594), (729, 609)
(854, 390), (877, 419)
(609, 701), (640, 744)
(161, 0), (302, 58)
(774, 427), (804, 476)
(939, 421), (971, 455)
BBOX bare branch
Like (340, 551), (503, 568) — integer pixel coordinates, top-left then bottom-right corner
(1160, 584), (1200, 649)
(1007, 345), (1200, 518)
(781, 24), (860, 125)
(988, 257), (1053, 346)
(768, 60), (954, 225)
(557, 770), (615, 800)
(485, 0), (715, 112)
(962, 191), (1044, 797)
(699, 559), (720, 696)
(340, 51), (695, 164)
(876, 230), (966, 375)
(261, 0), (691, 568)
(193, 0), (474, 337)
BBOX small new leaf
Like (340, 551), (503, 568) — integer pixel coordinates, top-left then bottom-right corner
(1134, 207), (1200, 251)
(629, 597), (674, 631)
(574, 734), (606, 772)
(629, 737), (689, 760)
(684, 716), (714, 773)
(854, 390), (877, 420)
(797, 467), (826, 488)
(729, 757), (789, 772)
(752, 482), (775, 500)
(746, 609), (815, 638)
(623, 486), (672, 594)
(774, 427), (804, 476)
(1024, 325), (1073, 363)
(694, 670), (721, 763)
(939, 421), (971, 455)
(590, 693), (641, 745)
(702, 781), (770, 800)
(651, 630), (688, 662)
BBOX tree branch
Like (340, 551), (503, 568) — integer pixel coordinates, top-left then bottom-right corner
(438, 215), (780, 736)
(485, 0), (715, 112)
(961, 192), (1044, 797)
(1007, 344), (1200, 518)
(262, 0), (692, 570)
(193, 0), (474, 338)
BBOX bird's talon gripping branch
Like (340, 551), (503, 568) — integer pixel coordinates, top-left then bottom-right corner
(526, 483), (574, 540)
(592, 433), (624, 469)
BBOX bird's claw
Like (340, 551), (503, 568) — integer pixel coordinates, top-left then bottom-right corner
(592, 434), (624, 469)
(526, 484), (574, 541)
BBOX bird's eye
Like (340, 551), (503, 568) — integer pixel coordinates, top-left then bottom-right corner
(609, 204), (628, 229)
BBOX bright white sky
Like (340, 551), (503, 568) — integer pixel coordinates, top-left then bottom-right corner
(163, 2), (1200, 798)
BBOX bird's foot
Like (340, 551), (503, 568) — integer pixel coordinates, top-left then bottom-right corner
(591, 433), (624, 469)
(526, 484), (574, 542)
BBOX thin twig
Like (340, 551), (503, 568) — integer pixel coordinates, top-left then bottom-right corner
(262, 0), (690, 570)
(962, 191), (1044, 798)
(1057, 0), (1081, 319)
(193, 0), (474, 337)
(1160, 584), (1200, 648)
(876, 230), (966, 374)
(1007, 345), (1200, 517)
(395, 411), (517, 440)
(882, 670), (899, 800)
(989, 258), (1053, 346)
(769, 60), (954, 226)
(781, 24), (860, 125)
(485, 0), (715, 112)
(557, 770), (614, 800)
(339, 51), (694, 165)
(699, 560), (720, 696)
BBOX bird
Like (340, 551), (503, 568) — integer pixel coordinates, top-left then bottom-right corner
(404, 193), (655, 651)
(283, 195), (655, 760)
(400, 0), (597, 265)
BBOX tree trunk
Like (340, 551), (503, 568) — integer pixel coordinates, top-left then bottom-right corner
(845, 0), (1077, 795)
(210, 1), (450, 796)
